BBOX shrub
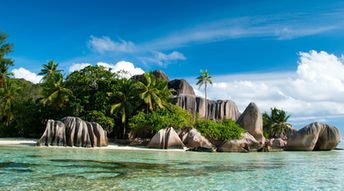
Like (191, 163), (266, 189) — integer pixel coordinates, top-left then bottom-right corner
(129, 104), (194, 134)
(84, 110), (114, 132)
(195, 119), (245, 141)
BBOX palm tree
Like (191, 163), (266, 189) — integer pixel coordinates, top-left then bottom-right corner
(109, 79), (138, 138)
(39, 60), (62, 82)
(138, 73), (173, 112)
(263, 107), (292, 139)
(0, 32), (14, 88)
(40, 75), (73, 111)
(0, 79), (20, 126)
(196, 69), (213, 119)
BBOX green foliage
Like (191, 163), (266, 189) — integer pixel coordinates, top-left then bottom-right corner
(108, 78), (141, 138)
(0, 78), (44, 137)
(137, 73), (174, 112)
(263, 107), (292, 138)
(196, 69), (213, 89)
(84, 110), (114, 132)
(195, 119), (245, 141)
(0, 32), (14, 83)
(129, 104), (194, 134)
(39, 60), (62, 83)
(0, 79), (20, 126)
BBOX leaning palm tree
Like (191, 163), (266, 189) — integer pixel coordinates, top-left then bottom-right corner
(39, 60), (62, 82)
(138, 73), (173, 112)
(263, 107), (292, 139)
(196, 69), (213, 119)
(109, 79), (138, 138)
(40, 75), (73, 111)
(0, 79), (20, 126)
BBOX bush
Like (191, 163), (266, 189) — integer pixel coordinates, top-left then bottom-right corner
(129, 104), (194, 134)
(195, 119), (245, 141)
(84, 110), (114, 133)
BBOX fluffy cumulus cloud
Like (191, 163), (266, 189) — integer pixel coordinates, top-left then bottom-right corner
(88, 36), (135, 53)
(12, 67), (43, 84)
(69, 63), (91, 72)
(190, 50), (344, 123)
(97, 61), (144, 78)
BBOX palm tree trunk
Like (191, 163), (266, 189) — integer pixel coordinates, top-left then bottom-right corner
(204, 82), (207, 120)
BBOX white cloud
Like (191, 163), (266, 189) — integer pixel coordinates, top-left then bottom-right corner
(12, 67), (43, 84)
(88, 36), (135, 53)
(189, 50), (344, 123)
(69, 63), (91, 72)
(143, 14), (339, 50)
(141, 51), (186, 66)
(155, 51), (186, 61)
(97, 61), (144, 78)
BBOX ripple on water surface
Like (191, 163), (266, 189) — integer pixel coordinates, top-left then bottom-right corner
(0, 146), (343, 191)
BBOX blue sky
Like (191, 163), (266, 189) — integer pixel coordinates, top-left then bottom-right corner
(1, 0), (344, 76)
(2, 0), (344, 128)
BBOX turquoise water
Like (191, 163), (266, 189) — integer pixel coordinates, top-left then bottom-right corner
(0, 146), (343, 191)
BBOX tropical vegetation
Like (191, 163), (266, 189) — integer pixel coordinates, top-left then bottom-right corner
(196, 69), (212, 119)
(195, 119), (245, 141)
(0, 32), (246, 142)
(263, 107), (292, 139)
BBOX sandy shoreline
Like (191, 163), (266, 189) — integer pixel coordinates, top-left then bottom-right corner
(0, 138), (187, 152)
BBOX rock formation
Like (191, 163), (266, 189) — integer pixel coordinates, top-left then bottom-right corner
(237, 102), (265, 144)
(168, 79), (195, 96)
(131, 70), (169, 82)
(264, 138), (287, 151)
(285, 122), (340, 151)
(179, 128), (213, 151)
(217, 132), (261, 152)
(37, 117), (108, 147)
(147, 127), (185, 149)
(173, 95), (241, 120)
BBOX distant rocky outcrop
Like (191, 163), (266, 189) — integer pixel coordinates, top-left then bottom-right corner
(179, 128), (213, 151)
(217, 132), (261, 152)
(147, 127), (185, 149)
(37, 117), (108, 147)
(131, 70), (169, 82)
(285, 122), (340, 151)
(168, 79), (195, 96)
(237, 102), (265, 144)
(173, 95), (241, 120)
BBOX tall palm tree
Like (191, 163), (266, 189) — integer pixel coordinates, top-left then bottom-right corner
(40, 75), (73, 111)
(263, 107), (292, 139)
(196, 69), (213, 119)
(0, 79), (20, 126)
(39, 60), (62, 82)
(138, 73), (173, 112)
(109, 79), (138, 138)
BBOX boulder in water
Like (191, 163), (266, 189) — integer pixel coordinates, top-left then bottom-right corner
(37, 117), (108, 147)
(147, 127), (185, 149)
(285, 122), (340, 151)
(217, 132), (261, 152)
(179, 128), (213, 150)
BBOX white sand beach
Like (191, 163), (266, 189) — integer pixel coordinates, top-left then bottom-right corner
(0, 138), (187, 152)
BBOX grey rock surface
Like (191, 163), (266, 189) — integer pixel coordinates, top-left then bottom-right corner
(285, 122), (340, 151)
(237, 102), (265, 144)
(37, 117), (108, 147)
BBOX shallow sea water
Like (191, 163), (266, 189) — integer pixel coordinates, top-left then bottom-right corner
(0, 145), (343, 191)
